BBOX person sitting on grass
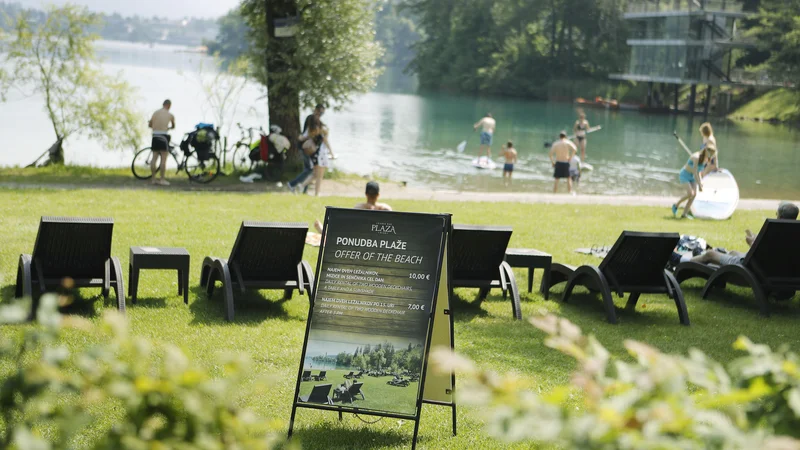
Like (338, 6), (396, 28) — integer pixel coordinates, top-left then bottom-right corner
(314, 181), (392, 233)
(690, 201), (799, 267)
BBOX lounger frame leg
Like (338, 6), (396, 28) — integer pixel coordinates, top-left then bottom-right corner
(564, 266), (618, 324)
(500, 262), (522, 320)
(109, 257), (126, 313)
(664, 271), (690, 325)
(701, 265), (769, 317)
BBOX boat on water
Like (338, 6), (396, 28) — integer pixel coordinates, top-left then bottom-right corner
(574, 97), (646, 112)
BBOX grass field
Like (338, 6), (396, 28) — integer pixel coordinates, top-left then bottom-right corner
(0, 187), (797, 449)
(297, 370), (420, 415)
(730, 88), (800, 123)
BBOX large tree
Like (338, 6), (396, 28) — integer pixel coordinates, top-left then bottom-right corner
(0, 4), (142, 165)
(239, 0), (382, 161)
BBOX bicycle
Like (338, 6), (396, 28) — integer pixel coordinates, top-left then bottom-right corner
(131, 134), (221, 184)
(229, 123), (265, 173)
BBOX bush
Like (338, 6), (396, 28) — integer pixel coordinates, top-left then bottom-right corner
(433, 314), (800, 449)
(0, 295), (293, 450)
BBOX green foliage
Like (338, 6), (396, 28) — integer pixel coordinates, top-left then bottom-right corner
(205, 8), (250, 60)
(744, 0), (800, 87)
(435, 314), (800, 449)
(194, 56), (252, 141)
(0, 5), (142, 160)
(406, 0), (629, 97)
(0, 296), (290, 449)
(240, 0), (384, 110)
(375, 0), (420, 70)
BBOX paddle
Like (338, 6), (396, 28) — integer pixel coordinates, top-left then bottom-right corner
(456, 140), (467, 153)
(543, 125), (602, 147)
(672, 131), (693, 156)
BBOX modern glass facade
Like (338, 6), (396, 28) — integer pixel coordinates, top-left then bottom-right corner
(612, 0), (750, 85)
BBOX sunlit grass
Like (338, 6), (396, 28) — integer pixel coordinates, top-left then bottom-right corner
(0, 188), (794, 449)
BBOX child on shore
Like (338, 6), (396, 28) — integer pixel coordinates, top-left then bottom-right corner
(502, 141), (517, 186)
(672, 144), (717, 219)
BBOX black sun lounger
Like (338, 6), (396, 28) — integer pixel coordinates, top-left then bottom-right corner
(200, 221), (314, 321)
(15, 216), (125, 317)
(451, 224), (522, 320)
(548, 231), (688, 325)
(298, 384), (334, 405)
(334, 382), (365, 403)
(676, 219), (800, 316)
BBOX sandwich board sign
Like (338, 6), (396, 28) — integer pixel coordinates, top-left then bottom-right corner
(288, 208), (455, 449)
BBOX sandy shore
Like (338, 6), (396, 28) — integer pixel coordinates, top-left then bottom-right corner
(321, 180), (795, 211)
(1, 179), (795, 211)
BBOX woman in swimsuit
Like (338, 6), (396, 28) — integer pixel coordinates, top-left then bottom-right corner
(300, 116), (332, 197)
(573, 112), (590, 160)
(699, 122), (719, 171)
(672, 144), (717, 219)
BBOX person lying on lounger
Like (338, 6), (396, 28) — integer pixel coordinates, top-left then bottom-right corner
(690, 201), (799, 266)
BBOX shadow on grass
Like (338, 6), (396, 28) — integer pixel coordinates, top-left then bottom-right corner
(290, 419), (412, 450)
(699, 286), (800, 317)
(449, 289), (490, 322)
(548, 285), (689, 327)
(188, 285), (300, 326)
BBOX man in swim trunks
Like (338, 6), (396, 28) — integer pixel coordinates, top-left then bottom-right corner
(573, 111), (590, 161)
(148, 99), (175, 186)
(690, 201), (799, 266)
(502, 141), (517, 186)
(473, 113), (496, 158)
(550, 131), (577, 194)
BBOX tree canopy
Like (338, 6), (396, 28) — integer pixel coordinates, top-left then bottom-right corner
(0, 4), (142, 164)
(406, 0), (629, 97)
(743, 0), (800, 87)
(238, 0), (383, 155)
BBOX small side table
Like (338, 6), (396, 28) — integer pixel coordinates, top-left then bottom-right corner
(129, 247), (190, 304)
(505, 248), (552, 300)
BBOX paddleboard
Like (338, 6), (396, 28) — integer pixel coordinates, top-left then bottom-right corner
(472, 156), (497, 170)
(691, 169), (739, 220)
(581, 162), (594, 172)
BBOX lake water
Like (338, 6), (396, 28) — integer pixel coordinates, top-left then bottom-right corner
(2, 40), (799, 199)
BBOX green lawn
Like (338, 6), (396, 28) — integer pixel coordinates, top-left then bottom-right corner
(0, 188), (796, 449)
(730, 88), (800, 123)
(298, 370), (420, 415)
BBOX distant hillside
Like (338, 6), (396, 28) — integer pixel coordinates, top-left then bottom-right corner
(0, 1), (218, 47)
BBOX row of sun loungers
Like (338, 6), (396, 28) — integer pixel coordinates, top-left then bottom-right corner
(297, 382), (366, 405)
(11, 216), (800, 325)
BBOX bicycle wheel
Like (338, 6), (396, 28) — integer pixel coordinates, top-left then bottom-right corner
(231, 143), (254, 173)
(184, 151), (221, 184)
(131, 147), (155, 180)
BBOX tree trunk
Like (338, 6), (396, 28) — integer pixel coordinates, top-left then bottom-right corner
(264, 0), (302, 167)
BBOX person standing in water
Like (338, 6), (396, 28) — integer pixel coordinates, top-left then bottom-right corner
(473, 113), (496, 158)
(501, 141), (517, 186)
(699, 122), (719, 171)
(573, 111), (590, 161)
(549, 131), (577, 194)
(672, 144), (717, 219)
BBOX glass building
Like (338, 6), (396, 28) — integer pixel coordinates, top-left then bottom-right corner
(610, 0), (753, 114)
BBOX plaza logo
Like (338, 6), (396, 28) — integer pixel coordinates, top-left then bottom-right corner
(371, 222), (396, 235)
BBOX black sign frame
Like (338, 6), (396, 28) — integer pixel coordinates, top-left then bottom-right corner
(288, 208), (453, 449)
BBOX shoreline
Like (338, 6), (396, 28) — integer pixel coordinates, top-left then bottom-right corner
(1, 179), (795, 211)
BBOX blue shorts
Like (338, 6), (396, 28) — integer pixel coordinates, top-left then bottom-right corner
(503, 163), (514, 172)
(679, 169), (696, 185)
(480, 132), (493, 146)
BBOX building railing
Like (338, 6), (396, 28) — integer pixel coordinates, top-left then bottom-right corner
(627, 0), (743, 14)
